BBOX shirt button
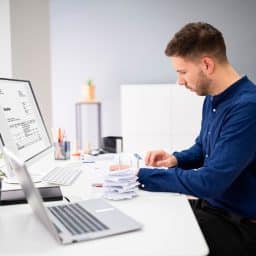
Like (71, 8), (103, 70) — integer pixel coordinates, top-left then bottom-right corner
(213, 108), (216, 112)
(141, 184), (145, 188)
(205, 154), (209, 158)
(208, 131), (211, 135)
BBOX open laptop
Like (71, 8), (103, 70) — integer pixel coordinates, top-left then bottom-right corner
(0, 78), (79, 183)
(2, 147), (142, 244)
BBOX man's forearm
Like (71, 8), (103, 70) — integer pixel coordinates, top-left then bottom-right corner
(173, 143), (204, 169)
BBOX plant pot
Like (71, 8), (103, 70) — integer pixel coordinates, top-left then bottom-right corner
(82, 85), (96, 102)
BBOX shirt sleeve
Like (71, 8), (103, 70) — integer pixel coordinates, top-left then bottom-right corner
(173, 135), (204, 169)
(138, 103), (256, 198)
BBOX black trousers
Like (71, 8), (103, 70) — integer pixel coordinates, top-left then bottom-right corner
(189, 199), (256, 256)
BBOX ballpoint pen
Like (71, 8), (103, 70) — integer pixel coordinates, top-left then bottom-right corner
(134, 153), (142, 169)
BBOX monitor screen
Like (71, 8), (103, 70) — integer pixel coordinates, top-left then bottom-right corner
(0, 78), (51, 162)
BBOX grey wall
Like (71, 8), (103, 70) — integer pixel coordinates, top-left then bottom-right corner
(10, 0), (52, 130)
(50, 0), (256, 142)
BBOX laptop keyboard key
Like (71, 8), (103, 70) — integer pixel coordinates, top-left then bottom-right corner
(48, 203), (109, 236)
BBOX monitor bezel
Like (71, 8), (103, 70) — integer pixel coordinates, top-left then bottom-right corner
(0, 77), (53, 164)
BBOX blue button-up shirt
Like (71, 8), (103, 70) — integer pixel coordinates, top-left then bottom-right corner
(138, 76), (256, 218)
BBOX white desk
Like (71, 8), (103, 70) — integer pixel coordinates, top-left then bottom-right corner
(0, 159), (209, 256)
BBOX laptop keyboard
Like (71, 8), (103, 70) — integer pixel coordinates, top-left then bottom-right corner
(42, 164), (82, 186)
(49, 203), (109, 235)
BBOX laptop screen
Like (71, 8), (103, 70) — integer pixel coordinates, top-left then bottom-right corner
(0, 78), (51, 162)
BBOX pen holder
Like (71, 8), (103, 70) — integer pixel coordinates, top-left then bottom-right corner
(54, 141), (70, 160)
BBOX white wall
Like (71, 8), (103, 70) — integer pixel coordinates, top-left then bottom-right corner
(0, 0), (12, 77)
(50, 0), (256, 143)
(121, 84), (204, 153)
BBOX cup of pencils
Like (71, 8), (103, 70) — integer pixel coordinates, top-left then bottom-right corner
(54, 128), (70, 160)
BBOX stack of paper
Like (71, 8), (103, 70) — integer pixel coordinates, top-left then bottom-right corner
(103, 169), (139, 200)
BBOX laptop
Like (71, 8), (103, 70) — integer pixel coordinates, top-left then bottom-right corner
(2, 147), (142, 244)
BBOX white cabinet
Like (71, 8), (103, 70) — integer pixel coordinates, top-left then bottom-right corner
(121, 84), (203, 153)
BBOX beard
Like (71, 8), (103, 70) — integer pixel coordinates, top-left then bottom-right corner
(194, 70), (212, 96)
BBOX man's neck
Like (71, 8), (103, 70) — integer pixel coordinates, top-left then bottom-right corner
(211, 64), (241, 96)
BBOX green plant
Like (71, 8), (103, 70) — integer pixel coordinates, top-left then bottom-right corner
(86, 79), (94, 86)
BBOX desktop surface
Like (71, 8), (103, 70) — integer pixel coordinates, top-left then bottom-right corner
(0, 192), (208, 256)
(0, 158), (209, 256)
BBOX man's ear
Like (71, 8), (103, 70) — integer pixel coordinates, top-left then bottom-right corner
(201, 56), (215, 75)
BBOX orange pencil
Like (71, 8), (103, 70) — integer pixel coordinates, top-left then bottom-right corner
(58, 128), (62, 143)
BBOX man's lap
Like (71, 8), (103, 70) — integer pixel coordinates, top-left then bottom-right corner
(189, 199), (256, 256)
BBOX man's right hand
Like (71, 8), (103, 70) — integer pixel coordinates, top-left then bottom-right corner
(145, 150), (178, 168)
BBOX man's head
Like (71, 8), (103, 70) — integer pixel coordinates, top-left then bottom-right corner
(165, 22), (229, 96)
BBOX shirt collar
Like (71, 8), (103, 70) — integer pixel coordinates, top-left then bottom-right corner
(211, 76), (248, 107)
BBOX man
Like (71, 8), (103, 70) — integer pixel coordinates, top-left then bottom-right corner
(138, 22), (256, 255)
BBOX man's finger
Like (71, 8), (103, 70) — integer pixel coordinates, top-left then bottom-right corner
(109, 164), (130, 171)
(156, 159), (168, 167)
(149, 151), (159, 166)
(148, 152), (154, 166)
(145, 151), (151, 165)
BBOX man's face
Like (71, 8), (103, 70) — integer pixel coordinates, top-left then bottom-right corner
(171, 56), (212, 96)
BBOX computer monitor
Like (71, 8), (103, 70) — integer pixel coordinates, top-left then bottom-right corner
(0, 78), (52, 174)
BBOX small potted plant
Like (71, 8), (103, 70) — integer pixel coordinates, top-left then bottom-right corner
(83, 79), (96, 102)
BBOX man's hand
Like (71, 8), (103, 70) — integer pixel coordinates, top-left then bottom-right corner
(109, 164), (140, 176)
(109, 165), (130, 171)
(145, 150), (177, 168)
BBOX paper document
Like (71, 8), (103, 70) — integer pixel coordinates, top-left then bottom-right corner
(103, 168), (139, 200)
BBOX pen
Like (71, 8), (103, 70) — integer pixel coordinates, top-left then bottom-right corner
(134, 153), (142, 169)
(134, 153), (142, 160)
(58, 128), (62, 143)
(64, 141), (68, 153)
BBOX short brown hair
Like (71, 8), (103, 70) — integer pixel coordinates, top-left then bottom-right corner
(165, 22), (228, 63)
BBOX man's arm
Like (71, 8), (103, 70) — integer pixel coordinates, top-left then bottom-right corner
(172, 135), (204, 169)
(138, 103), (256, 198)
(145, 99), (206, 169)
(144, 135), (204, 169)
